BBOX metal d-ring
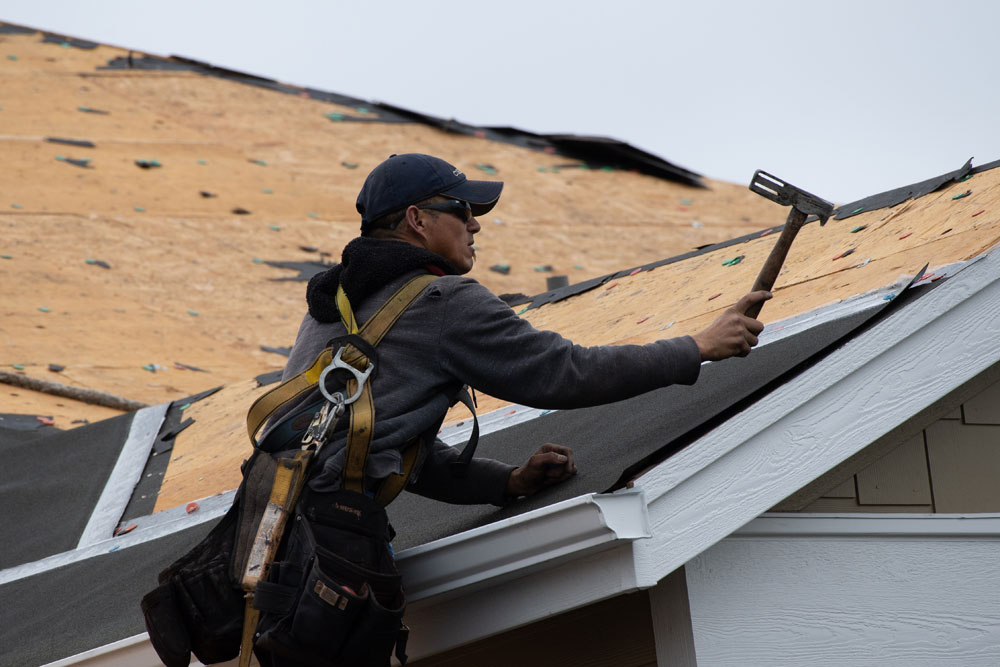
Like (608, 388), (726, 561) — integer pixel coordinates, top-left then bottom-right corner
(318, 346), (374, 405)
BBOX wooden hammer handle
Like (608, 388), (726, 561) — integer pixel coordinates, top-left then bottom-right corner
(745, 207), (807, 319)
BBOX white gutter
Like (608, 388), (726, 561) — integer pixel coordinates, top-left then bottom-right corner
(395, 487), (650, 601)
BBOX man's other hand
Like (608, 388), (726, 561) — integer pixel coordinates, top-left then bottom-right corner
(506, 443), (577, 498)
(691, 290), (771, 361)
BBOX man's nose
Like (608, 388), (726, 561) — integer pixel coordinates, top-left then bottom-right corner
(468, 217), (481, 233)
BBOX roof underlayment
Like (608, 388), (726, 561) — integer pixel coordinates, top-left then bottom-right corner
(4, 20), (1000, 667)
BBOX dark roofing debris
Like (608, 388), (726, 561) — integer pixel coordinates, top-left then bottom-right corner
(263, 260), (331, 282)
(0, 23), (36, 35)
(41, 32), (98, 49)
(256, 369), (284, 386)
(260, 345), (292, 357)
(45, 137), (96, 148)
(834, 158), (974, 220)
(0, 413), (59, 432)
(93, 52), (703, 186)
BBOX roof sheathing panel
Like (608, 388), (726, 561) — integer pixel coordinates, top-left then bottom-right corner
(1, 24), (786, 428)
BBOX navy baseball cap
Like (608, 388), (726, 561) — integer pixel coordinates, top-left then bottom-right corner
(356, 153), (503, 231)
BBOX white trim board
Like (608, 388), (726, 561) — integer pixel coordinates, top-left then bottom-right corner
(739, 512), (1000, 538)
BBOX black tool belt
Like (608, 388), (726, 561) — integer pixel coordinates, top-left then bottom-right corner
(252, 487), (408, 667)
(140, 492), (245, 667)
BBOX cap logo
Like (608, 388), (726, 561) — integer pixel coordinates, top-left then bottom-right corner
(453, 168), (463, 178)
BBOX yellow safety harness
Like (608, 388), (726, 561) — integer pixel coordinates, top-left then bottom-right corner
(238, 273), (463, 666)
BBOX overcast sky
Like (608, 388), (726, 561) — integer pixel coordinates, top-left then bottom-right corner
(6, 1), (999, 203)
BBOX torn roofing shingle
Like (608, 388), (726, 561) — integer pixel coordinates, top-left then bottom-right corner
(834, 158), (973, 220)
(388, 280), (934, 550)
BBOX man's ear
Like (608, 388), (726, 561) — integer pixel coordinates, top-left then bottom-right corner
(400, 204), (427, 239)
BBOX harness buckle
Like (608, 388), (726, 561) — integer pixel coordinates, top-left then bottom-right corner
(319, 346), (374, 405)
(302, 392), (346, 450)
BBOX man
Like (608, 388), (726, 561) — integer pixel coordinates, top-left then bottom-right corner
(264, 152), (769, 504)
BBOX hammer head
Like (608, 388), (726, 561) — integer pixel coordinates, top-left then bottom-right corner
(750, 170), (835, 225)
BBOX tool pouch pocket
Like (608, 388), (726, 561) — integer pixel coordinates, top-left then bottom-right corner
(141, 499), (244, 666)
(141, 582), (192, 667)
(253, 489), (408, 667)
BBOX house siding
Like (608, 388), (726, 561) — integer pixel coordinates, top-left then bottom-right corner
(774, 374), (1000, 513)
(406, 590), (656, 667)
(685, 534), (1000, 666)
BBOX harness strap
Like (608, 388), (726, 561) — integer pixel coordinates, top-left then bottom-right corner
(373, 438), (421, 506)
(448, 388), (480, 477)
(245, 274), (438, 446)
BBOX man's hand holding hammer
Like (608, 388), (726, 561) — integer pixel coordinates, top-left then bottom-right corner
(693, 170), (835, 363)
(692, 290), (771, 361)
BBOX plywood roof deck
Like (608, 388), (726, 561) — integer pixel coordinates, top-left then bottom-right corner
(4, 26), (998, 515)
(1, 26), (786, 429)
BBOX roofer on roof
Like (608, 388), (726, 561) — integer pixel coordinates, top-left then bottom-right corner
(263, 153), (770, 494)
(250, 153), (770, 666)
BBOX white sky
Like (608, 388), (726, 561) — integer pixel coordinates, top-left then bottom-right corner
(5, 0), (999, 203)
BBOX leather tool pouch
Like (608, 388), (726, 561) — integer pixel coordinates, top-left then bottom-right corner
(253, 488), (409, 667)
(140, 497), (244, 666)
(141, 451), (276, 667)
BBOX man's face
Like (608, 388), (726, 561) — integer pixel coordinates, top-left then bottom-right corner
(417, 199), (481, 274)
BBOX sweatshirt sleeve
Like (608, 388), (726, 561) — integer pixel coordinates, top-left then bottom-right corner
(436, 278), (701, 409)
(407, 438), (515, 506)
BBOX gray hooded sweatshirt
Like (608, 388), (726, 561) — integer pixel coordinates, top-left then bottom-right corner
(266, 253), (701, 506)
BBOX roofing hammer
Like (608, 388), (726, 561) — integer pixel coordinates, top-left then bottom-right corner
(744, 170), (835, 319)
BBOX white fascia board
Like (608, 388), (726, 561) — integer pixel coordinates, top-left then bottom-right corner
(395, 487), (650, 601)
(740, 512), (1000, 539)
(631, 245), (1000, 587)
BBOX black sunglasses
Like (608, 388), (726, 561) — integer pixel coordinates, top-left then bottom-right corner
(418, 199), (473, 223)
